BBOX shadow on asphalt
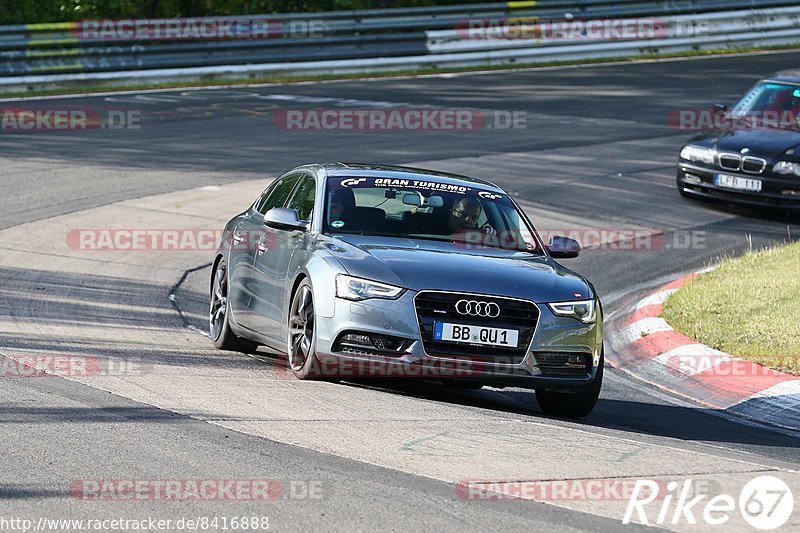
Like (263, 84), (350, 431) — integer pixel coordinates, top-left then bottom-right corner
(0, 486), (70, 500)
(678, 195), (800, 223)
(330, 379), (800, 450)
(0, 406), (189, 425)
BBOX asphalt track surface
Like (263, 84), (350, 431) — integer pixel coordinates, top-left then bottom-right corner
(1, 51), (800, 532)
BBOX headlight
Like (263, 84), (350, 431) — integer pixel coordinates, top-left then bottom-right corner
(679, 145), (715, 166)
(336, 274), (405, 301)
(773, 161), (800, 176)
(548, 300), (596, 323)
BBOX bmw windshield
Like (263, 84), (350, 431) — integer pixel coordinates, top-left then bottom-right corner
(730, 81), (800, 130)
(323, 176), (542, 254)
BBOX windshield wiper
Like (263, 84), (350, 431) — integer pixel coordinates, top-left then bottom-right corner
(328, 231), (540, 254)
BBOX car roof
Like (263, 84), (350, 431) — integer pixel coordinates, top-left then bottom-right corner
(316, 162), (503, 192)
(766, 71), (800, 84)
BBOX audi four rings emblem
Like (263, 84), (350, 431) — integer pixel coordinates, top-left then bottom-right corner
(455, 300), (501, 318)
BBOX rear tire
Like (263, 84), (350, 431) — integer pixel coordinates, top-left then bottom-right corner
(209, 258), (259, 353)
(535, 357), (603, 418)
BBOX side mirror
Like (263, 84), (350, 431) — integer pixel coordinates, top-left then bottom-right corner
(264, 208), (308, 231)
(547, 235), (580, 259)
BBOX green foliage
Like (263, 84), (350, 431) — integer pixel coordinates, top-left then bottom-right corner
(0, 0), (479, 24)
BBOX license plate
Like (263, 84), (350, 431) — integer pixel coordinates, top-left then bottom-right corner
(715, 173), (762, 192)
(434, 322), (519, 348)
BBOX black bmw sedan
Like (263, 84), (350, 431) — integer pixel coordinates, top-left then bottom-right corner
(677, 70), (800, 212)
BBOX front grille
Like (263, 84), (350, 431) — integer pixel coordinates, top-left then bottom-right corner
(538, 366), (589, 376)
(741, 156), (766, 174)
(532, 351), (591, 376)
(533, 352), (572, 366)
(414, 291), (539, 365)
(718, 154), (741, 171)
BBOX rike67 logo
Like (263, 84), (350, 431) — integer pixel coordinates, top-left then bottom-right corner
(624, 475), (794, 530)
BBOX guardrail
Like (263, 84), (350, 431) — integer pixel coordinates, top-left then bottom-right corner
(1, 0), (798, 89)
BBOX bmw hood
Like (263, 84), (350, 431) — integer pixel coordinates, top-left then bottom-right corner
(689, 128), (800, 162)
(323, 235), (592, 303)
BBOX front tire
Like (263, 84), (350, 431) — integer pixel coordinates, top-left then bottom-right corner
(535, 357), (603, 418)
(287, 280), (321, 380)
(209, 258), (259, 353)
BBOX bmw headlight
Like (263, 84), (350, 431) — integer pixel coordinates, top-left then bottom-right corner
(548, 300), (596, 323)
(336, 274), (405, 301)
(773, 161), (800, 176)
(679, 145), (715, 166)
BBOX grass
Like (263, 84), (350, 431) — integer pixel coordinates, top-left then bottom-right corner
(2, 44), (800, 100)
(662, 241), (800, 376)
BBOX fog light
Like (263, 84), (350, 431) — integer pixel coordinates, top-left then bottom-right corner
(567, 354), (587, 365)
(782, 189), (799, 196)
(336, 331), (411, 355)
(683, 173), (702, 184)
(342, 333), (372, 347)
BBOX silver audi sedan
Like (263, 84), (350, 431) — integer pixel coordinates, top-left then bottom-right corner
(210, 163), (603, 417)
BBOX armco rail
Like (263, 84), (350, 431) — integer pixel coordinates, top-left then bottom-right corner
(1, 0), (799, 90)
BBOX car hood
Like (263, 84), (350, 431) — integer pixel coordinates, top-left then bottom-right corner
(689, 128), (800, 162)
(322, 235), (592, 303)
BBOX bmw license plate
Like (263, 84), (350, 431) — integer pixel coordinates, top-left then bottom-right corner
(434, 322), (519, 348)
(715, 173), (762, 192)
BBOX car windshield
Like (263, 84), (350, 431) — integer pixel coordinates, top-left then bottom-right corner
(323, 176), (542, 254)
(730, 81), (800, 129)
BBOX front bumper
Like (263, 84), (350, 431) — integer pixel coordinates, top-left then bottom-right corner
(312, 290), (603, 391)
(677, 161), (800, 211)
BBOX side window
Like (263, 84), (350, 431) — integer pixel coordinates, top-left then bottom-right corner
(285, 175), (316, 222)
(256, 173), (301, 215)
(254, 187), (272, 213)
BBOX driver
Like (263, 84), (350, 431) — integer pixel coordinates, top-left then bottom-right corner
(328, 189), (355, 224)
(448, 197), (497, 235)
